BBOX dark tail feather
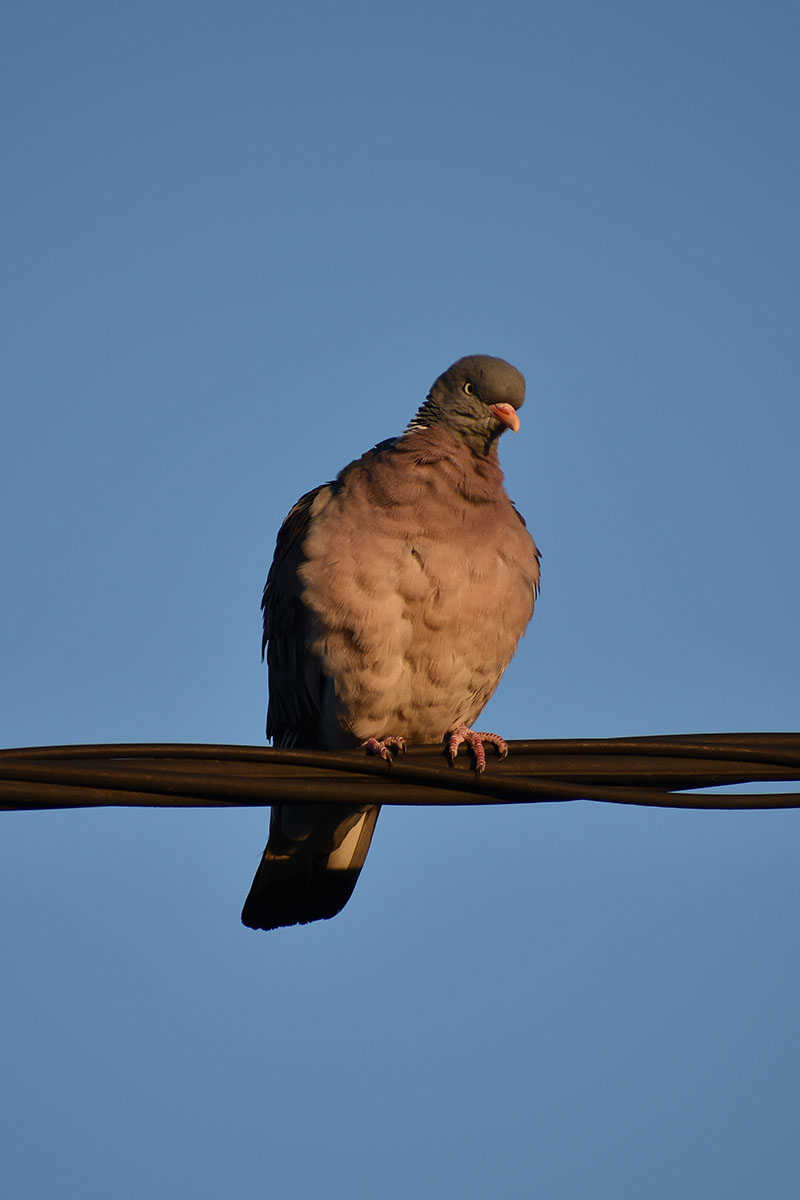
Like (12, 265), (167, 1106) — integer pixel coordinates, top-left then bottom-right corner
(241, 804), (380, 931)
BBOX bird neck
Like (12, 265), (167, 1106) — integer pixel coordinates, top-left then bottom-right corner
(398, 423), (503, 476)
(404, 397), (503, 459)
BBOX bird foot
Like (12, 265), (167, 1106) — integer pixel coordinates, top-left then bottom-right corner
(361, 736), (407, 769)
(447, 725), (508, 778)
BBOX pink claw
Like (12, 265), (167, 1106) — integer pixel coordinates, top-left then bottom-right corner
(361, 736), (407, 769)
(447, 725), (509, 778)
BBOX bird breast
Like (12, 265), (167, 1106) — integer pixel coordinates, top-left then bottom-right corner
(297, 436), (539, 744)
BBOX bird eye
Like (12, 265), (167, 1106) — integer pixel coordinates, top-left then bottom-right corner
(463, 381), (474, 395)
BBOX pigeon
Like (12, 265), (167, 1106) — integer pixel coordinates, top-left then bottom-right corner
(241, 354), (540, 931)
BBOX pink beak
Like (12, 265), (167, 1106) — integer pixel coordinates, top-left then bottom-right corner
(489, 403), (521, 433)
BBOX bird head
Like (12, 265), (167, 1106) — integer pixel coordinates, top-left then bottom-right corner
(407, 355), (526, 455)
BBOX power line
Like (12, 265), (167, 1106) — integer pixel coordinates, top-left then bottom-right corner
(2, 733), (799, 812)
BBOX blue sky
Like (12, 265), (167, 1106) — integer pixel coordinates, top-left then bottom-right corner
(2, 2), (799, 1196)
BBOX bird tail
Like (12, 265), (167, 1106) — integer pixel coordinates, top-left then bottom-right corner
(241, 803), (380, 931)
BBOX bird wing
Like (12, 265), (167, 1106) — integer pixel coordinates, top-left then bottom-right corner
(261, 483), (331, 749)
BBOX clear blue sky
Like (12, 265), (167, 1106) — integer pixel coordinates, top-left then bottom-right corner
(2, 2), (799, 1196)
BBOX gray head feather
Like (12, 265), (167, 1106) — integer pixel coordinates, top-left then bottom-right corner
(406, 355), (526, 454)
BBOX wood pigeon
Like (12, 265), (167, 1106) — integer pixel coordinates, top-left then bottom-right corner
(241, 354), (540, 930)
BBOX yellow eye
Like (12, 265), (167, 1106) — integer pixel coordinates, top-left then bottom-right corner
(463, 381), (474, 395)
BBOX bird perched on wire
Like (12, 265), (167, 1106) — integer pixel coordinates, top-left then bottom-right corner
(241, 354), (540, 931)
